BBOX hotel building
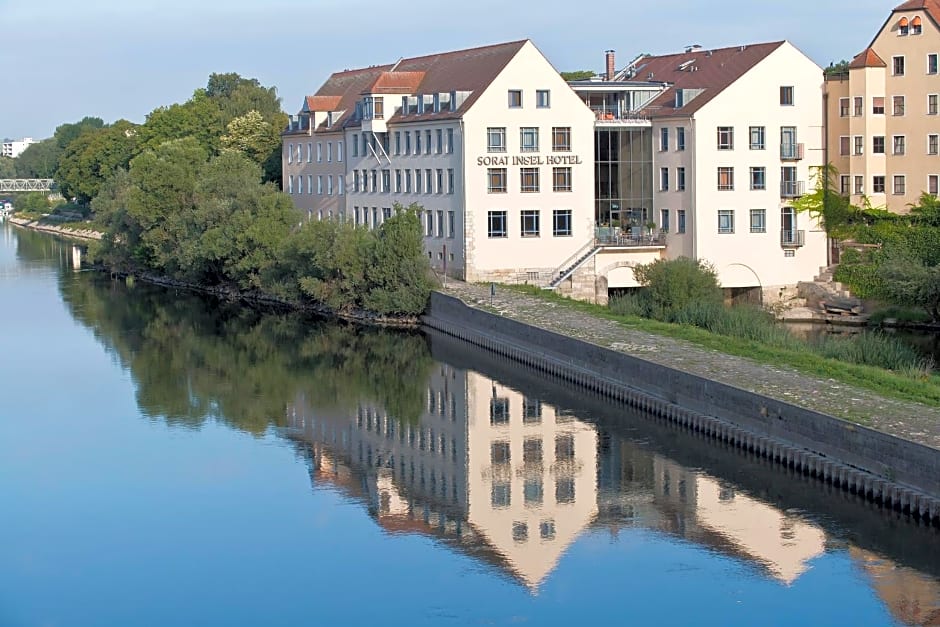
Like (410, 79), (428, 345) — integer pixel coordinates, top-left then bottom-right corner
(282, 40), (595, 284)
(285, 39), (828, 305)
(825, 0), (940, 214)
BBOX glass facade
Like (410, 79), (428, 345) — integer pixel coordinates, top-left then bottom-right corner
(595, 127), (653, 229)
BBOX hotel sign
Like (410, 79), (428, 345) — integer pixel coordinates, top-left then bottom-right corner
(476, 154), (583, 166)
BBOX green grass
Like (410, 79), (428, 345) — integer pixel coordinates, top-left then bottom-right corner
(503, 284), (940, 408)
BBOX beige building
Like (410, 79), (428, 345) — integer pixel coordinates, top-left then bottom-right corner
(283, 40), (596, 284)
(826, 0), (940, 213)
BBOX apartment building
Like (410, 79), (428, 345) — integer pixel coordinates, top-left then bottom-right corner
(283, 40), (596, 283)
(564, 42), (828, 304)
(1, 137), (36, 159)
(826, 0), (940, 213)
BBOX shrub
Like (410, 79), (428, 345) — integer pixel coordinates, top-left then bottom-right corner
(631, 256), (722, 319)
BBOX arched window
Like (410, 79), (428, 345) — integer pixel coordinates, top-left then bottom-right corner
(899, 16), (910, 36)
(912, 15), (923, 35)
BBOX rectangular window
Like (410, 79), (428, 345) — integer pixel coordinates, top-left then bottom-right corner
(437, 210), (444, 237)
(536, 89), (550, 108)
(338, 176), (344, 195)
(395, 169), (402, 193)
(488, 210), (507, 237)
(327, 175), (333, 196)
(405, 131), (411, 154)
(717, 167), (734, 190)
(306, 143), (312, 163)
(521, 127), (539, 152)
(552, 209), (572, 236)
(296, 174), (302, 194)
(930, 174), (939, 196)
(393, 132), (400, 155)
(840, 175), (850, 195)
(436, 169), (443, 193)
(520, 210), (540, 237)
(425, 169), (432, 193)
(287, 143), (293, 164)
(317, 175), (323, 194)
(780, 85), (794, 106)
(929, 53), (939, 75)
(337, 141), (344, 162)
(660, 208), (670, 232)
(749, 208), (766, 233)
(415, 131), (422, 155)
(353, 171), (359, 193)
(660, 167), (669, 191)
(873, 175), (886, 193)
(425, 211), (433, 237)
(381, 169), (390, 192)
(749, 166), (766, 190)
(873, 136), (885, 154)
(839, 97), (850, 117)
(893, 135), (906, 155)
(677, 167), (686, 191)
(404, 169), (412, 193)
(317, 142), (322, 162)
(718, 209), (735, 234)
(487, 127), (506, 152)
(370, 170), (377, 193)
(447, 168), (455, 194)
(677, 127), (686, 150)
(717, 126), (734, 150)
(488, 168), (507, 193)
(930, 94), (939, 115)
(508, 90), (522, 108)
(855, 175), (864, 194)
(552, 127), (571, 152)
(520, 167), (540, 192)
(414, 169), (422, 193)
(840, 136), (850, 156)
(854, 135), (864, 155)
(893, 95), (906, 116)
(893, 55), (905, 76)
(448, 211), (455, 238)
(425, 130), (432, 155)
(873, 96), (885, 115)
(553, 167), (572, 192)
(446, 128), (454, 154)
(352, 134), (359, 157)
(893, 175), (906, 194)
(677, 209), (686, 233)
(930, 134), (939, 155)
(660, 127), (669, 151)
(854, 96), (864, 116)
(436, 129), (443, 154)
(749, 126), (765, 150)
(327, 142), (333, 162)
(307, 174), (312, 195)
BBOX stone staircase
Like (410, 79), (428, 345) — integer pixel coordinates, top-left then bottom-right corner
(797, 265), (863, 315)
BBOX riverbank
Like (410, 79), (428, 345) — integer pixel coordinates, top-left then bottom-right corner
(436, 280), (940, 451)
(8, 215), (103, 241)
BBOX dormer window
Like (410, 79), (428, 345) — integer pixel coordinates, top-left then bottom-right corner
(912, 16), (923, 35)
(363, 96), (384, 120)
(899, 17), (909, 36)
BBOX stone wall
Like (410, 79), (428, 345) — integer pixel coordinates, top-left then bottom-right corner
(423, 291), (940, 524)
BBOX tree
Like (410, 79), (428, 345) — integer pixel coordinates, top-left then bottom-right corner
(220, 111), (279, 165)
(632, 256), (722, 319)
(363, 203), (434, 315)
(14, 139), (60, 178)
(139, 90), (224, 154)
(55, 120), (139, 204)
(53, 116), (105, 149)
(877, 257), (940, 322)
(560, 70), (596, 81)
(14, 192), (50, 214)
(0, 156), (15, 178)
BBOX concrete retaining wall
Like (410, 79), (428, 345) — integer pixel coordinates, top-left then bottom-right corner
(423, 291), (940, 525)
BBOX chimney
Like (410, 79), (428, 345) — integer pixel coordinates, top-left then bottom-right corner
(605, 49), (616, 81)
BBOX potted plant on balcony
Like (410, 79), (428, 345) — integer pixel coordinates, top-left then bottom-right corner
(644, 220), (657, 242)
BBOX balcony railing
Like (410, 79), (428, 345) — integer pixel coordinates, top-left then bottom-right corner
(780, 229), (805, 247)
(780, 142), (804, 160)
(595, 227), (666, 247)
(781, 180), (805, 198)
(590, 106), (649, 123)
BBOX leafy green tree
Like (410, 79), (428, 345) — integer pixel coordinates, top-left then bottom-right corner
(53, 116), (105, 149)
(14, 139), (60, 178)
(363, 203), (434, 315)
(55, 120), (139, 204)
(220, 110), (280, 166)
(0, 156), (16, 178)
(877, 257), (940, 322)
(560, 70), (596, 81)
(139, 90), (224, 154)
(14, 192), (50, 214)
(632, 256), (723, 319)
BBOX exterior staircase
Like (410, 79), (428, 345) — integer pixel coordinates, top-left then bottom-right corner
(797, 264), (863, 315)
(544, 240), (601, 289)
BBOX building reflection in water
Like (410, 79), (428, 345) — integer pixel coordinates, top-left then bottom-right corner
(286, 361), (940, 617)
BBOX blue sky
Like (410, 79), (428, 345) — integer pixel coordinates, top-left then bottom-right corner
(1, 0), (892, 140)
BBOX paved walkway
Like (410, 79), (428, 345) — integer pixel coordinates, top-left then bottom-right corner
(439, 280), (940, 451)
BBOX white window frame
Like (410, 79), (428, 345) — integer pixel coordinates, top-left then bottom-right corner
(488, 210), (508, 238)
(717, 209), (735, 234)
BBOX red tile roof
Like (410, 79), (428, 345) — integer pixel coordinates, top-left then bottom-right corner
(292, 40), (528, 132)
(893, 0), (940, 21)
(848, 47), (887, 69)
(629, 42), (786, 118)
(304, 95), (342, 111)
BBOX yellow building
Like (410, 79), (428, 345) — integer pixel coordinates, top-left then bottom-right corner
(826, 0), (940, 213)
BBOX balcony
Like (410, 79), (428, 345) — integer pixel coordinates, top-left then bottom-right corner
(595, 226), (666, 247)
(781, 180), (805, 198)
(780, 142), (804, 160)
(780, 229), (805, 247)
(589, 107), (651, 126)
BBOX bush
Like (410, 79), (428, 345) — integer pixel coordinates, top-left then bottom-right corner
(632, 257), (722, 319)
(812, 331), (933, 374)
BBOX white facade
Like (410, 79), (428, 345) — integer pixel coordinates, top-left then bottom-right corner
(1, 137), (36, 159)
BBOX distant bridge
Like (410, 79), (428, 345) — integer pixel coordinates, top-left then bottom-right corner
(0, 179), (55, 192)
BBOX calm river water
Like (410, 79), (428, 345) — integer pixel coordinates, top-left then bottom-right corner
(2, 223), (940, 627)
